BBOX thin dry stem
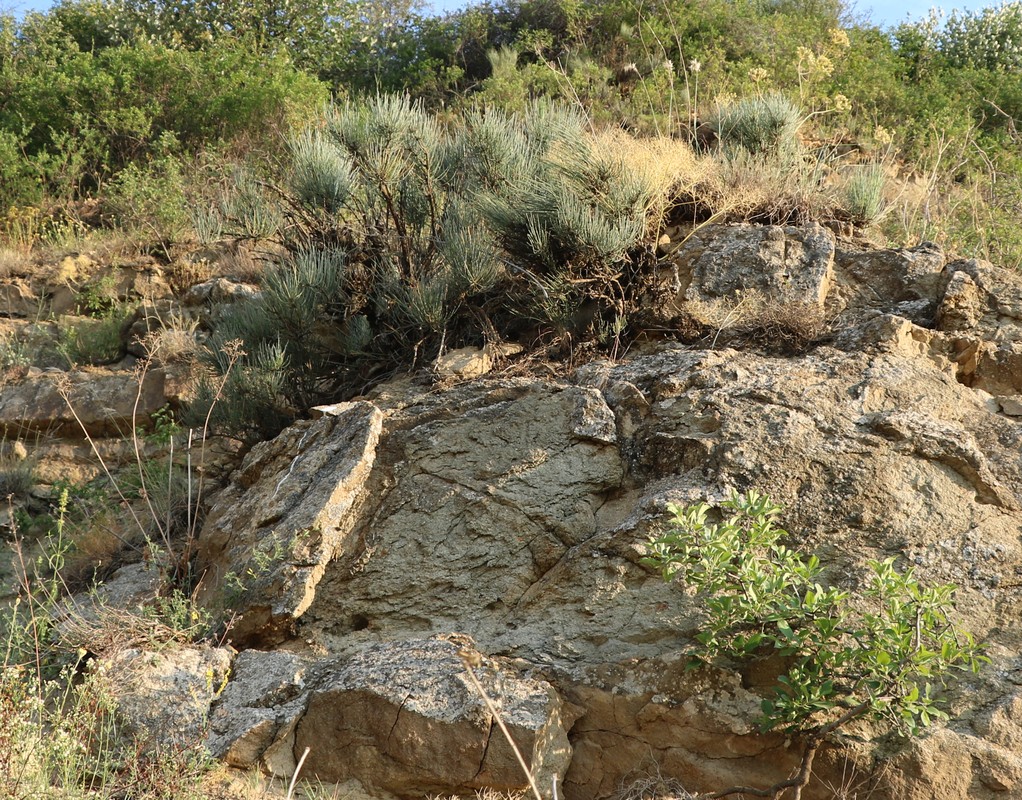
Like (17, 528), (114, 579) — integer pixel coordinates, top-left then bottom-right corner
(459, 654), (545, 800)
(57, 377), (151, 545)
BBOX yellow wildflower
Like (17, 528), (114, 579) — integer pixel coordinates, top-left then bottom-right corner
(874, 126), (894, 146)
(832, 93), (851, 112)
(829, 28), (851, 48)
(748, 67), (769, 83)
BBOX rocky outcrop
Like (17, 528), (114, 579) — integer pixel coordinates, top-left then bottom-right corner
(296, 635), (576, 796)
(73, 224), (1022, 799)
(0, 367), (167, 437)
(193, 401), (383, 644)
(99, 644), (233, 749)
(206, 649), (310, 776)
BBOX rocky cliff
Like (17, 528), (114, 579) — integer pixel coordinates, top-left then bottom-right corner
(17, 224), (1022, 800)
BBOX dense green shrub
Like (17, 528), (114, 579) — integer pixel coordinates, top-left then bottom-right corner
(644, 491), (986, 796)
(912, 2), (1022, 71)
(0, 11), (326, 208)
(52, 0), (459, 98)
(103, 145), (189, 243)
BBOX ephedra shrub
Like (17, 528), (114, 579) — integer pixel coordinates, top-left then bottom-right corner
(197, 96), (660, 441)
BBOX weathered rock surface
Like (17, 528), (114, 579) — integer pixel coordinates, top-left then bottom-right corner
(0, 279), (42, 317)
(194, 401), (383, 644)
(668, 222), (835, 313)
(99, 645), (233, 748)
(207, 650), (310, 776)
(0, 368), (167, 437)
(77, 223), (1022, 799)
(295, 635), (576, 796)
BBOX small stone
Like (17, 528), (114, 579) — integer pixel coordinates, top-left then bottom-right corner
(485, 341), (524, 359)
(997, 396), (1022, 416)
(434, 346), (492, 380)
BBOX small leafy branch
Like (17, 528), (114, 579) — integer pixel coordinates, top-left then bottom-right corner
(643, 491), (987, 800)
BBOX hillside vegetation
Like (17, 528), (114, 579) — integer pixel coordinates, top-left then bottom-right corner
(3, 0), (1021, 439)
(0, 3), (1019, 798)
(1, 0), (1020, 261)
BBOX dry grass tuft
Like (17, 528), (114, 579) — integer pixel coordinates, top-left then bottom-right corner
(140, 310), (203, 367)
(217, 244), (269, 284)
(59, 519), (135, 592)
(166, 257), (217, 295)
(0, 247), (32, 279)
(706, 149), (834, 224)
(589, 130), (715, 230)
(56, 602), (192, 656)
(683, 290), (827, 354)
(614, 771), (694, 800)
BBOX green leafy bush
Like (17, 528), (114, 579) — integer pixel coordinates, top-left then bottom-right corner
(0, 11), (326, 207)
(57, 314), (129, 366)
(103, 145), (190, 243)
(914, 2), (1022, 71)
(644, 491), (986, 796)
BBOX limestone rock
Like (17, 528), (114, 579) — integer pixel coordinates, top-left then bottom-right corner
(940, 258), (1022, 342)
(997, 396), (1022, 416)
(937, 269), (983, 332)
(834, 241), (946, 321)
(182, 225), (1022, 800)
(97, 645), (233, 748)
(434, 346), (493, 380)
(183, 277), (260, 306)
(56, 253), (98, 284)
(193, 401), (383, 645)
(295, 635), (576, 796)
(302, 384), (625, 657)
(206, 650), (310, 776)
(60, 562), (164, 630)
(0, 368), (167, 437)
(0, 280), (41, 318)
(885, 729), (975, 800)
(681, 222), (835, 309)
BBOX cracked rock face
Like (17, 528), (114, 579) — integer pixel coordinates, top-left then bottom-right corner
(206, 650), (310, 776)
(294, 635), (576, 796)
(187, 225), (1022, 800)
(193, 401), (383, 644)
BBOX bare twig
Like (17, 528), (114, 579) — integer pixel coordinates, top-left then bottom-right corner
(458, 652), (545, 800)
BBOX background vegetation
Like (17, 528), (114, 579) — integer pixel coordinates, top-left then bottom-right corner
(0, 0), (1018, 252)
(1, 0), (1019, 433)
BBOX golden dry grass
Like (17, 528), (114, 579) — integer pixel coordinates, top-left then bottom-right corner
(683, 289), (827, 353)
(0, 247), (32, 279)
(589, 129), (841, 230)
(588, 130), (715, 231)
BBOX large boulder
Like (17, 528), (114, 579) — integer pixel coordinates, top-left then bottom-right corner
(295, 635), (576, 797)
(681, 222), (835, 308)
(206, 650), (310, 776)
